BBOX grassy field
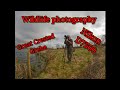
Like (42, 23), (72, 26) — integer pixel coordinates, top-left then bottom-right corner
(15, 45), (105, 79)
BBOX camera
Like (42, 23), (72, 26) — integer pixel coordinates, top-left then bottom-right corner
(64, 35), (68, 39)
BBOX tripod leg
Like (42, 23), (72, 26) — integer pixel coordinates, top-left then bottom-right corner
(72, 53), (77, 64)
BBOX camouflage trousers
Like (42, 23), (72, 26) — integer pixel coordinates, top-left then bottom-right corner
(67, 46), (73, 61)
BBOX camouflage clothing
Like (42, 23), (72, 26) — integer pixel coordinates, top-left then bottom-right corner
(64, 36), (73, 62)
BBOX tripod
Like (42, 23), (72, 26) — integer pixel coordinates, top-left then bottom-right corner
(72, 48), (77, 64)
(62, 46), (77, 65)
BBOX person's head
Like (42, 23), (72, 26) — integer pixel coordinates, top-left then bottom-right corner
(67, 35), (71, 40)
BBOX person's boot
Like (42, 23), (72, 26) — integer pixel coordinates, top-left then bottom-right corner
(66, 60), (70, 63)
(67, 58), (71, 63)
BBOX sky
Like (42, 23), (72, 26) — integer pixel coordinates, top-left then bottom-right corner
(15, 11), (105, 48)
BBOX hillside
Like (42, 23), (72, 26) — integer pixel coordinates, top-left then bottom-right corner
(15, 45), (105, 79)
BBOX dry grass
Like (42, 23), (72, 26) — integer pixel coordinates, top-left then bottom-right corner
(77, 45), (105, 79)
(15, 45), (105, 79)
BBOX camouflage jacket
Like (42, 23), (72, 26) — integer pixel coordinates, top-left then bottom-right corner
(64, 39), (73, 47)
